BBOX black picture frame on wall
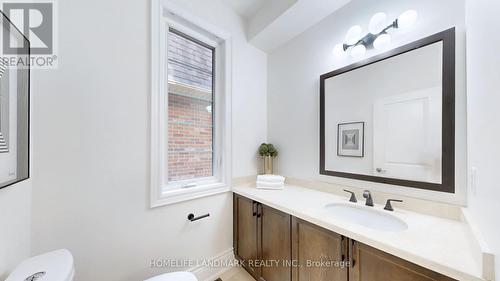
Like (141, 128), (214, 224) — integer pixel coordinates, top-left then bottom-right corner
(320, 28), (455, 193)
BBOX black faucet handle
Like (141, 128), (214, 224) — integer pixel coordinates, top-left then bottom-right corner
(384, 199), (403, 211)
(343, 190), (357, 202)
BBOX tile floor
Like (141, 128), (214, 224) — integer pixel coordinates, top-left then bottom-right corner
(217, 267), (254, 281)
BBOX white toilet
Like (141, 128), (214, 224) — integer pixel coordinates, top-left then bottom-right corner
(6, 249), (198, 281)
(6, 249), (75, 281)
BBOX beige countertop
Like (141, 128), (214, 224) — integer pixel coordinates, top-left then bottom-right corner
(233, 184), (486, 281)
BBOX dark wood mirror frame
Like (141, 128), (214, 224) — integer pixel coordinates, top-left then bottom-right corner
(320, 28), (455, 193)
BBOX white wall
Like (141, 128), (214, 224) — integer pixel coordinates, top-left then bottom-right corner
(0, 180), (31, 280)
(30, 0), (267, 280)
(267, 0), (467, 204)
(466, 0), (500, 277)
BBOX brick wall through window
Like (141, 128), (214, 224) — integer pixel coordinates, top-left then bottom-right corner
(167, 85), (213, 182)
(167, 29), (214, 182)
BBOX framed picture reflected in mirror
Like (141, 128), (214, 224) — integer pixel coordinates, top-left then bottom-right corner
(337, 122), (364, 157)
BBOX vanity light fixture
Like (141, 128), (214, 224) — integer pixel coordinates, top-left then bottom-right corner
(333, 10), (418, 58)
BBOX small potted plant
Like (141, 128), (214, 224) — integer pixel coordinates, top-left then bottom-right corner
(258, 143), (278, 174)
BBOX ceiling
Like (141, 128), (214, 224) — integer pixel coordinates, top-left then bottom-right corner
(221, 0), (267, 19)
(222, 0), (351, 53)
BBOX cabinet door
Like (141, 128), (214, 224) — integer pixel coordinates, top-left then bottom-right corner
(349, 240), (456, 281)
(291, 217), (348, 281)
(234, 194), (260, 279)
(259, 204), (292, 281)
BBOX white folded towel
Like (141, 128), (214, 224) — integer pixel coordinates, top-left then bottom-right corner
(256, 181), (284, 190)
(257, 174), (285, 183)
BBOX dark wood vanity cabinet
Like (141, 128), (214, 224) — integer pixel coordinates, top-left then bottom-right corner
(234, 194), (261, 279)
(260, 204), (292, 281)
(233, 194), (292, 281)
(349, 241), (455, 281)
(234, 194), (456, 281)
(291, 217), (348, 281)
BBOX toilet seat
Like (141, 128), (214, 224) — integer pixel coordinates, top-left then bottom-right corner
(145, 271), (198, 281)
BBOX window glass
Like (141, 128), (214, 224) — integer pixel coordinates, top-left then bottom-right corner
(167, 29), (214, 183)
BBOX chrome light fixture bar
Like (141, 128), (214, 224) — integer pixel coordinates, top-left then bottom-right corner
(333, 10), (418, 58)
(342, 19), (397, 51)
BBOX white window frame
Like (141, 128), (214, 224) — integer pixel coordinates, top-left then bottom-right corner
(151, 0), (232, 207)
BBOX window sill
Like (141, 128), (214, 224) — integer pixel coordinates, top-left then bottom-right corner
(150, 182), (231, 208)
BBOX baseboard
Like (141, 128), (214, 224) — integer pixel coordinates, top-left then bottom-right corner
(189, 248), (235, 281)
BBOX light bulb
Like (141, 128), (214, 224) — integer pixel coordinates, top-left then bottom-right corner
(368, 12), (387, 34)
(332, 43), (344, 57)
(350, 44), (366, 58)
(373, 34), (391, 50)
(398, 10), (418, 29)
(345, 25), (362, 45)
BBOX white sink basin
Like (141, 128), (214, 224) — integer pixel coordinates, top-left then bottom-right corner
(325, 203), (408, 232)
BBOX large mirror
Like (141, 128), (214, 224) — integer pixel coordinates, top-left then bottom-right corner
(320, 28), (455, 193)
(0, 12), (30, 189)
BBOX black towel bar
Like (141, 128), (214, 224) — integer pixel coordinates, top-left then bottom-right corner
(187, 213), (210, 222)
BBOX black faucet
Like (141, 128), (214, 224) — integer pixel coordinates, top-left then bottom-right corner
(363, 190), (374, 207)
(343, 190), (357, 202)
(384, 199), (403, 211)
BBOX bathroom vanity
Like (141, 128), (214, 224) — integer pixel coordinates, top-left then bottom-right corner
(232, 184), (486, 281)
(234, 193), (453, 281)
(232, 27), (488, 281)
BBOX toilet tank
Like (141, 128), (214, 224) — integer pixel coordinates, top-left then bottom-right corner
(6, 249), (75, 281)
